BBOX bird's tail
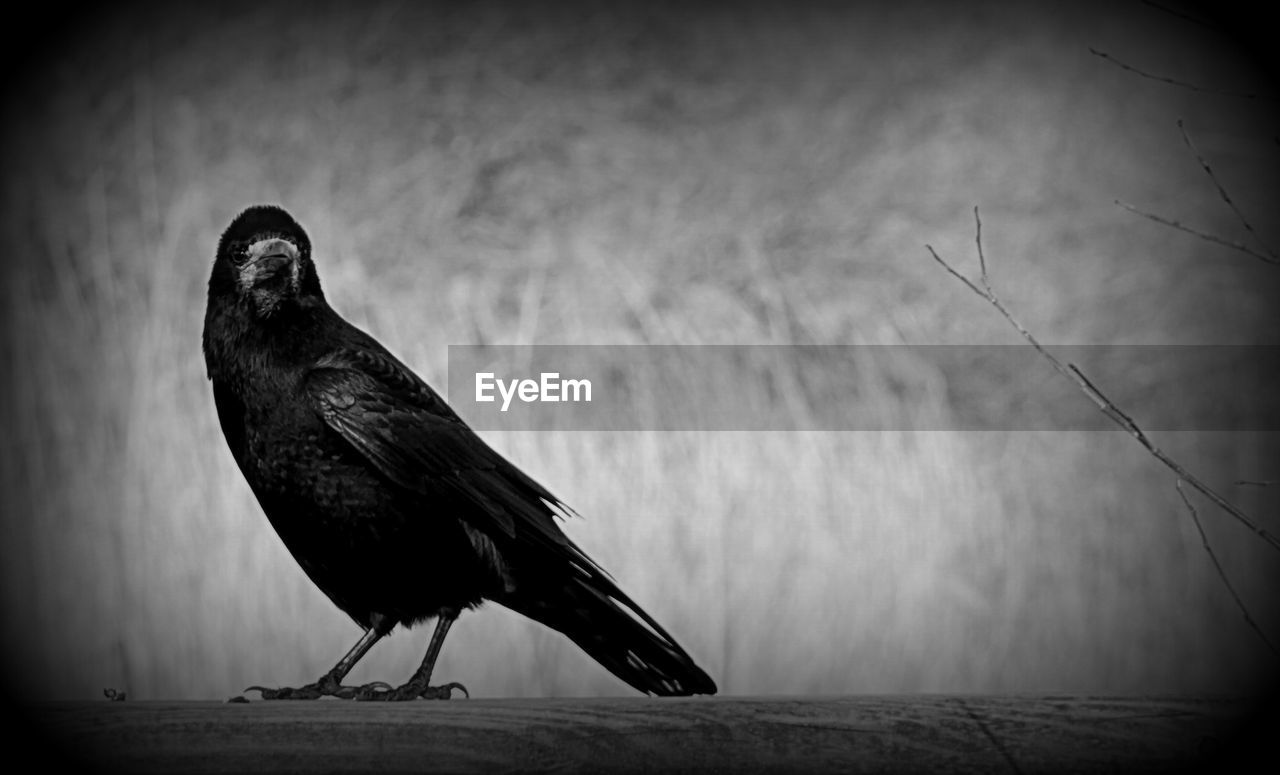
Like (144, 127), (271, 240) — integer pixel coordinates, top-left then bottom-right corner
(501, 564), (717, 697)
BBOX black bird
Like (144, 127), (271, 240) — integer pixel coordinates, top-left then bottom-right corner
(203, 205), (716, 700)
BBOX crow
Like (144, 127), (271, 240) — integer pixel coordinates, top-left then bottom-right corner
(202, 205), (716, 700)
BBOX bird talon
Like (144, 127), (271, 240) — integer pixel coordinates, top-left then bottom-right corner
(421, 682), (468, 700)
(244, 683), (327, 700)
(354, 681), (395, 701)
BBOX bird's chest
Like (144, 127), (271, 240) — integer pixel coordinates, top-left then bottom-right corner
(232, 391), (390, 530)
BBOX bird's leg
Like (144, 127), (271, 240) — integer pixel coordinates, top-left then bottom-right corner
(358, 609), (468, 701)
(247, 615), (395, 700)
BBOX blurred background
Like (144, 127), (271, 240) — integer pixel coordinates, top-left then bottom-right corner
(1, 1), (1277, 701)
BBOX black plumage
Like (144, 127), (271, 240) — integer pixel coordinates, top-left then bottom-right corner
(202, 205), (716, 699)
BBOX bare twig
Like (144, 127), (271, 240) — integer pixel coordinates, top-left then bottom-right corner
(1176, 481), (1279, 655)
(1088, 48), (1278, 102)
(973, 206), (988, 279)
(1236, 480), (1277, 487)
(925, 208), (1280, 552)
(1178, 120), (1278, 261)
(1114, 200), (1280, 265)
(1140, 0), (1224, 31)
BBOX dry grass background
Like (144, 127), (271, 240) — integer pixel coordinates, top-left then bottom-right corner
(1, 2), (1277, 701)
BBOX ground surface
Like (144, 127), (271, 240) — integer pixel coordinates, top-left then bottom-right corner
(29, 695), (1267, 774)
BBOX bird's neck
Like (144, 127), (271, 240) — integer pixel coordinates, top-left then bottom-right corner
(205, 295), (336, 386)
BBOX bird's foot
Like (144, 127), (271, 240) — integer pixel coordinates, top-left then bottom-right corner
(246, 674), (392, 700)
(356, 680), (469, 701)
(245, 683), (327, 700)
(332, 681), (394, 700)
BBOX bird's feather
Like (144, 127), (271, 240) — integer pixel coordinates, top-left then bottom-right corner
(304, 347), (569, 549)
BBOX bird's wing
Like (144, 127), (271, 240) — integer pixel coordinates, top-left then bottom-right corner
(302, 346), (572, 550)
(305, 346), (704, 689)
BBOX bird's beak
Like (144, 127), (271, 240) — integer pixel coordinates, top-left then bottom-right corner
(241, 238), (301, 289)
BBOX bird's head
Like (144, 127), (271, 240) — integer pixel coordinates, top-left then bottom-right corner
(209, 205), (322, 319)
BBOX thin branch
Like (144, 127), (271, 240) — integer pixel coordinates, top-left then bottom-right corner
(1236, 480), (1277, 487)
(1140, 0), (1225, 31)
(1114, 200), (1280, 266)
(1088, 48), (1278, 102)
(1177, 481), (1279, 656)
(925, 209), (1280, 552)
(973, 206), (988, 280)
(1178, 120), (1278, 260)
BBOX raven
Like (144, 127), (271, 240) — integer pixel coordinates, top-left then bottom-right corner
(203, 205), (716, 700)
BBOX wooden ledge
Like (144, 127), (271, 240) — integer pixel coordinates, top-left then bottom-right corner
(22, 695), (1269, 773)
